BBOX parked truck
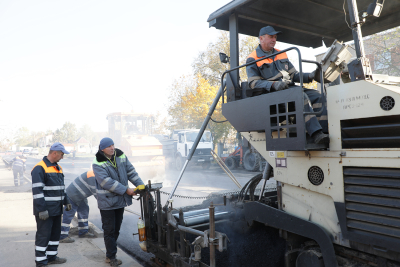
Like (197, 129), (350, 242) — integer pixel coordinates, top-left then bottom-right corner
(135, 1), (400, 267)
(158, 129), (214, 170)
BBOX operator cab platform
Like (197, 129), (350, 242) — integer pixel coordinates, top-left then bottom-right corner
(222, 82), (328, 151)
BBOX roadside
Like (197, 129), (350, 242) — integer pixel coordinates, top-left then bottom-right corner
(0, 159), (143, 267)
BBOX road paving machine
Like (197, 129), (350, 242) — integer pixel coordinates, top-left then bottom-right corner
(135, 1), (400, 266)
(107, 112), (165, 184)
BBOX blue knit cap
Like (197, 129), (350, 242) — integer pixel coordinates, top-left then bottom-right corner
(99, 137), (114, 150)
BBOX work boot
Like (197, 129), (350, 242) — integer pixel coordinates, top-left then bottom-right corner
(59, 237), (75, 243)
(47, 257), (67, 264)
(312, 130), (329, 145)
(79, 232), (95, 238)
(106, 257), (122, 266)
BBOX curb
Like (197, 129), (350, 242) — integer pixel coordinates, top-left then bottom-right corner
(90, 221), (104, 238)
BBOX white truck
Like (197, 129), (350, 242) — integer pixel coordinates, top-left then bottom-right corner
(175, 130), (213, 170)
(159, 129), (214, 170)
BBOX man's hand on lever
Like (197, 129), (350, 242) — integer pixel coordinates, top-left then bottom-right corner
(126, 185), (146, 196)
(272, 81), (289, 91)
(309, 69), (329, 83)
(126, 188), (136, 196)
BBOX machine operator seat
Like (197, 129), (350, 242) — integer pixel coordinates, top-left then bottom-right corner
(221, 81), (328, 151)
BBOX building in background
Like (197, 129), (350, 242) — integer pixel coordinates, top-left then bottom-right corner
(75, 137), (91, 153)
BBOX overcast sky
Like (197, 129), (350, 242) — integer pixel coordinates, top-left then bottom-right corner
(0, 0), (325, 135)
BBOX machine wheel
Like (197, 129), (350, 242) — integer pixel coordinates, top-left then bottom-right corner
(202, 161), (211, 170)
(243, 150), (261, 171)
(295, 249), (324, 267)
(175, 154), (184, 171)
(225, 157), (237, 170)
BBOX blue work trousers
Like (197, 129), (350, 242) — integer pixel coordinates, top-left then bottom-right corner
(35, 215), (61, 266)
(13, 167), (24, 186)
(60, 198), (89, 240)
(303, 88), (328, 136)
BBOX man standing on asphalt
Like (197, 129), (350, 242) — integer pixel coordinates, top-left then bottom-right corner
(31, 142), (72, 267)
(59, 170), (97, 243)
(11, 155), (26, 186)
(92, 137), (144, 267)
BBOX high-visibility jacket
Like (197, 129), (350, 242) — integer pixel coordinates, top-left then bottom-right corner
(31, 156), (70, 216)
(92, 148), (144, 210)
(66, 171), (97, 204)
(246, 45), (311, 92)
(12, 156), (25, 170)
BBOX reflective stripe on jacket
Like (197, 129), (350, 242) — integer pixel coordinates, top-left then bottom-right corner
(92, 148), (144, 210)
(31, 157), (70, 216)
(246, 45), (310, 91)
(66, 171), (97, 204)
(12, 157), (25, 170)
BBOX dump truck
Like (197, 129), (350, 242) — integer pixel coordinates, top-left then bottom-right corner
(107, 112), (165, 183)
(134, 1), (400, 266)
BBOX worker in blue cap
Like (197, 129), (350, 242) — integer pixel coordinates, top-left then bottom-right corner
(93, 137), (144, 267)
(31, 142), (72, 266)
(246, 25), (329, 145)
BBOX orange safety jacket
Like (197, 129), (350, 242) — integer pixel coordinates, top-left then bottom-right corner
(245, 45), (310, 92)
(31, 157), (70, 216)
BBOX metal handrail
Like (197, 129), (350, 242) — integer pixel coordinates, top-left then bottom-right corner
(302, 60), (326, 116)
(220, 47), (303, 103)
(219, 47), (326, 116)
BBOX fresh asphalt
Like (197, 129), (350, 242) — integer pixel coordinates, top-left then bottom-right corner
(24, 155), (264, 267)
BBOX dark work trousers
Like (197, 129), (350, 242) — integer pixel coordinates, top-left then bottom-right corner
(35, 215), (61, 266)
(13, 168), (23, 186)
(100, 208), (124, 259)
(60, 198), (90, 240)
(303, 88), (328, 136)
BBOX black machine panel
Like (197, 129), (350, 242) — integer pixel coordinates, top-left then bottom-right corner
(336, 167), (400, 253)
(222, 87), (308, 151)
(341, 115), (400, 149)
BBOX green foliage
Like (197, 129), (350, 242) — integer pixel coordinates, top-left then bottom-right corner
(15, 127), (32, 146)
(364, 26), (400, 76)
(167, 74), (233, 144)
(192, 32), (259, 86)
(167, 31), (259, 144)
(152, 112), (169, 135)
(79, 124), (97, 147)
(52, 122), (77, 143)
(0, 128), (15, 151)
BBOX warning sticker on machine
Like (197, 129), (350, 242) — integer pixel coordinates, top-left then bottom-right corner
(277, 152), (285, 158)
(275, 158), (287, 168)
(269, 151), (275, 157)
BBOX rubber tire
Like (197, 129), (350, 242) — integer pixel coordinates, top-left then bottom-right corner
(202, 162), (211, 170)
(175, 154), (183, 171)
(296, 249), (324, 267)
(225, 157), (237, 170)
(243, 150), (261, 172)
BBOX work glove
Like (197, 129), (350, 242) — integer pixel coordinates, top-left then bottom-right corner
(65, 204), (72, 211)
(39, 210), (49, 220)
(309, 69), (329, 83)
(271, 81), (289, 92)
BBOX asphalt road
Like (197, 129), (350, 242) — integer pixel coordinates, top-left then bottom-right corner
(24, 155), (266, 267)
